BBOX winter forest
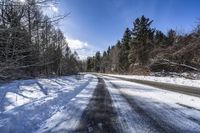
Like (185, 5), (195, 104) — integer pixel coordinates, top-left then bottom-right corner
(0, 0), (83, 80)
(86, 16), (200, 76)
(1, 0), (200, 81)
(1, 1), (200, 132)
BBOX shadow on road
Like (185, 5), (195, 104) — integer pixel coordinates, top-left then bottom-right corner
(75, 78), (118, 133)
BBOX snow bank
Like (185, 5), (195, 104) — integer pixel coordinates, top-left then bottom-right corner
(0, 74), (97, 133)
(105, 74), (200, 88)
(0, 75), (90, 113)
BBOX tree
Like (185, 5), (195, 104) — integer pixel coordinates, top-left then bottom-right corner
(94, 51), (101, 72)
(119, 28), (132, 72)
(166, 29), (176, 46)
(154, 30), (166, 47)
(0, 0), (80, 79)
(86, 16), (200, 74)
(129, 15), (155, 65)
(86, 57), (94, 72)
(100, 51), (109, 73)
(110, 41), (121, 72)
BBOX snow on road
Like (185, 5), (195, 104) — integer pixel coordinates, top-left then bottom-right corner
(1, 74), (200, 133)
(0, 74), (98, 133)
(36, 75), (98, 133)
(104, 78), (160, 133)
(105, 74), (200, 88)
(103, 76), (200, 132)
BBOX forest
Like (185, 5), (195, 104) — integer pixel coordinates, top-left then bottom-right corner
(1, 0), (200, 81)
(0, 0), (83, 80)
(86, 16), (200, 75)
(1, 1), (200, 132)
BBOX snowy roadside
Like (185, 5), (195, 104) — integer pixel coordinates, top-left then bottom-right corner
(0, 74), (97, 133)
(103, 74), (200, 88)
(36, 75), (98, 133)
(103, 76), (200, 132)
(0, 75), (83, 113)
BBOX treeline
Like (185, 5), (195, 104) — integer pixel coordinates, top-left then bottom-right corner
(0, 0), (82, 80)
(86, 16), (200, 74)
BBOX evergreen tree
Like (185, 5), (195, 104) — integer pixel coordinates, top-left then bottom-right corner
(129, 15), (155, 65)
(0, 0), (81, 79)
(110, 41), (121, 72)
(119, 28), (132, 72)
(166, 29), (176, 46)
(154, 30), (166, 47)
(86, 57), (94, 72)
(94, 51), (101, 72)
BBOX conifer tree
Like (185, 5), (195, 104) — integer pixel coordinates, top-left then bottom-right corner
(119, 28), (132, 72)
(129, 15), (154, 65)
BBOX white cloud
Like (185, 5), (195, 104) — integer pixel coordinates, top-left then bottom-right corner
(66, 38), (96, 59)
(66, 38), (89, 50)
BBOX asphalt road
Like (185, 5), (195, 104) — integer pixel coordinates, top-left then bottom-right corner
(74, 75), (200, 133)
(75, 77), (119, 133)
(2, 74), (199, 133)
(102, 74), (200, 97)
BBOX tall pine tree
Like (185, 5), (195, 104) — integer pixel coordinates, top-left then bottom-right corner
(119, 28), (132, 72)
(129, 15), (155, 66)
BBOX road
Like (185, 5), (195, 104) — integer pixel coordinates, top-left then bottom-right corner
(75, 75), (200, 133)
(1, 74), (200, 133)
(104, 74), (200, 97)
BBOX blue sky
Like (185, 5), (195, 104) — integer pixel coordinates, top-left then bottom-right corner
(56, 0), (200, 59)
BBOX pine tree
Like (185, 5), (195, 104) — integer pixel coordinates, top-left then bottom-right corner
(166, 29), (176, 46)
(154, 30), (166, 47)
(119, 28), (132, 72)
(109, 41), (121, 72)
(0, 0), (81, 79)
(86, 57), (94, 72)
(129, 15), (155, 66)
(94, 51), (101, 72)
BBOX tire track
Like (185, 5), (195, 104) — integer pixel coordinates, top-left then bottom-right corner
(105, 76), (193, 133)
(75, 78), (119, 133)
(110, 82), (168, 132)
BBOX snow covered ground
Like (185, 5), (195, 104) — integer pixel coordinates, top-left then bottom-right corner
(103, 76), (200, 132)
(0, 75), (81, 112)
(1, 74), (200, 133)
(105, 74), (200, 88)
(0, 74), (98, 133)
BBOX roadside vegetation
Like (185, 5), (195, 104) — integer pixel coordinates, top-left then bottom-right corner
(86, 16), (200, 76)
(0, 0), (83, 80)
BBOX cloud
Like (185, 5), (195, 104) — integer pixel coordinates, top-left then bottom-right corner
(66, 38), (96, 59)
(66, 38), (89, 50)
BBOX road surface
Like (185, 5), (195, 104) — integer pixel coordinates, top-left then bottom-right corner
(0, 74), (200, 133)
(73, 75), (200, 133)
